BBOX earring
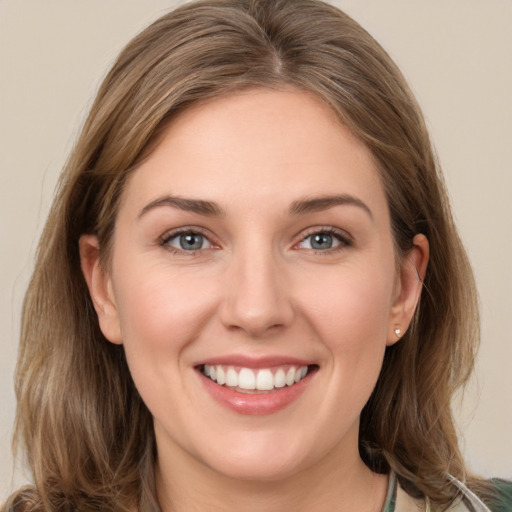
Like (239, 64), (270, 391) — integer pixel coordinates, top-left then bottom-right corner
(394, 328), (402, 338)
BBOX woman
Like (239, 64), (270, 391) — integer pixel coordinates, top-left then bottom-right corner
(3, 0), (511, 511)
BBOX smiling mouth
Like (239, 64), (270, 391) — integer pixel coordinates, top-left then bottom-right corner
(200, 364), (318, 393)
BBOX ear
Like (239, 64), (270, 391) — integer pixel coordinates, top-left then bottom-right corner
(79, 235), (123, 344)
(386, 234), (429, 346)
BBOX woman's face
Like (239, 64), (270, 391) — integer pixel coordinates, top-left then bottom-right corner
(82, 88), (426, 482)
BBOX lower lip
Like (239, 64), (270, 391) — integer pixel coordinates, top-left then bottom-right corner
(198, 369), (315, 416)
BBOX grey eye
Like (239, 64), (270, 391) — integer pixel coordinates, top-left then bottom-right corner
(168, 232), (211, 251)
(299, 232), (344, 251)
(310, 233), (334, 250)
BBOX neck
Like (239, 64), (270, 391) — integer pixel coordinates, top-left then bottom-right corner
(155, 438), (388, 512)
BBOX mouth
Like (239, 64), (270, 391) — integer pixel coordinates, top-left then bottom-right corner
(195, 360), (319, 415)
(199, 364), (317, 394)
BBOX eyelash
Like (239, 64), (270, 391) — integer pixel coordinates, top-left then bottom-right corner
(159, 227), (215, 255)
(159, 226), (353, 255)
(296, 227), (353, 254)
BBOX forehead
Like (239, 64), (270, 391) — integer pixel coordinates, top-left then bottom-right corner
(121, 88), (388, 219)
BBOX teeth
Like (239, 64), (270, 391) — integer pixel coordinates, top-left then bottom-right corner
(256, 369), (274, 391)
(216, 366), (226, 385)
(274, 368), (286, 388)
(202, 364), (310, 391)
(226, 368), (238, 387)
(238, 368), (256, 390)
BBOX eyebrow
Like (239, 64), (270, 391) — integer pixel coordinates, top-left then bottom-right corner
(138, 195), (225, 218)
(289, 194), (373, 219)
(138, 193), (372, 220)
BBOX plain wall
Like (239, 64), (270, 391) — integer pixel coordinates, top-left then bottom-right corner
(1, 0), (511, 499)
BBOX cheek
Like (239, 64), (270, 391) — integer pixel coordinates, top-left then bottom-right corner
(300, 264), (394, 346)
(110, 260), (224, 420)
(113, 260), (219, 350)
(296, 261), (395, 406)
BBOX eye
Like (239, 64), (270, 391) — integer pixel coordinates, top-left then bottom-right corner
(297, 229), (351, 251)
(163, 231), (212, 252)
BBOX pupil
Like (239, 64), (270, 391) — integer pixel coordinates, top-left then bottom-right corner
(180, 233), (202, 250)
(312, 233), (332, 250)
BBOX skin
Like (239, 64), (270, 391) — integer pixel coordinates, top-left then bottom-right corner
(80, 88), (428, 512)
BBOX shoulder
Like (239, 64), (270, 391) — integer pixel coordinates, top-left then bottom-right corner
(393, 476), (512, 512)
(489, 479), (512, 512)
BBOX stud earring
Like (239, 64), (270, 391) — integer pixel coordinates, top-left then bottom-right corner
(394, 328), (402, 338)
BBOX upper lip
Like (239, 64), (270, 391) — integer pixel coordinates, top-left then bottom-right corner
(194, 354), (315, 369)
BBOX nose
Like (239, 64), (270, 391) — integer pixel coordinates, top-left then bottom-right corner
(219, 247), (295, 338)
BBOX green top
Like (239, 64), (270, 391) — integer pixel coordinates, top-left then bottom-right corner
(382, 473), (512, 512)
(491, 479), (512, 512)
(381, 472), (397, 512)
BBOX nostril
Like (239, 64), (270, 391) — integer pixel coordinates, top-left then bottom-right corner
(218, 267), (295, 336)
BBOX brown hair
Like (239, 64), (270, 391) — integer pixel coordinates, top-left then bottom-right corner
(5, 0), (489, 510)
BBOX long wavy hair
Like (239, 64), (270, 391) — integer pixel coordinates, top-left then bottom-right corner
(4, 0), (489, 510)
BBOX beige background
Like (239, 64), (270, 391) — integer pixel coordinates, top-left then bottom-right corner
(1, 0), (511, 499)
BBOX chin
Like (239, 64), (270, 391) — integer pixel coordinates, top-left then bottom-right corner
(209, 454), (306, 483)
(197, 430), (323, 483)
